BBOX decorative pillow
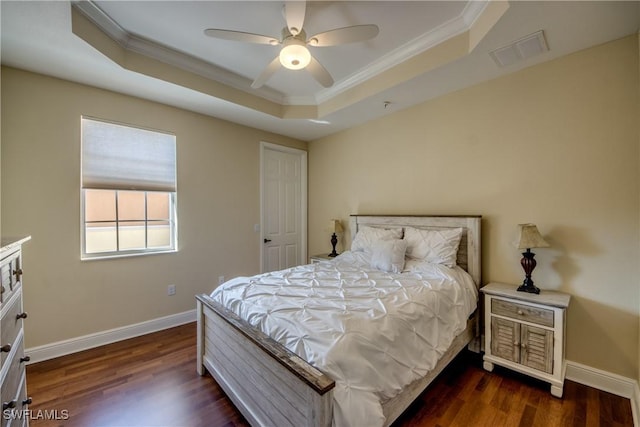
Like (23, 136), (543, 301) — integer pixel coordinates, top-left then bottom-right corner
(370, 239), (408, 273)
(403, 227), (463, 267)
(351, 226), (403, 253)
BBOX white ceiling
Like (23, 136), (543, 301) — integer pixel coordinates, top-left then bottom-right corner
(2, 1), (639, 141)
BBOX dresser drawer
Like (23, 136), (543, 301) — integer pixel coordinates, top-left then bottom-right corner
(1, 250), (21, 305)
(7, 371), (30, 427)
(1, 292), (25, 369)
(491, 298), (554, 327)
(1, 336), (25, 427)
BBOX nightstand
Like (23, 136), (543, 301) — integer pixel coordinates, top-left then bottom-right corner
(309, 253), (334, 263)
(481, 282), (570, 397)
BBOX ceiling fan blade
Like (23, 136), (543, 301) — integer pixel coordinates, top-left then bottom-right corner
(204, 29), (278, 45)
(307, 56), (334, 88)
(284, 1), (306, 36)
(251, 56), (282, 89)
(308, 24), (379, 47)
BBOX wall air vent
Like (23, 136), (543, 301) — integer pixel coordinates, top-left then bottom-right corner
(489, 30), (549, 67)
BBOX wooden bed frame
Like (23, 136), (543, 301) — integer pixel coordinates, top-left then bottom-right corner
(196, 215), (482, 426)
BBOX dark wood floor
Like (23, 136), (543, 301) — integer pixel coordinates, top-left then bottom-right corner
(26, 323), (633, 427)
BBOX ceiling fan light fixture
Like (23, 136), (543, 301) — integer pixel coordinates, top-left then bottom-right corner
(279, 38), (311, 70)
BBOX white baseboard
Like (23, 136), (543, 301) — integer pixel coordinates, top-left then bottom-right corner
(25, 309), (196, 364)
(566, 360), (639, 426)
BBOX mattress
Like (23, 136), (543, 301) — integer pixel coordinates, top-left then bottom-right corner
(209, 250), (477, 427)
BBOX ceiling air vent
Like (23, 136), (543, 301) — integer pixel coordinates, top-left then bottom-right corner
(489, 30), (548, 67)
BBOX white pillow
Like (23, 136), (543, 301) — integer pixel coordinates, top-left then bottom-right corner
(370, 239), (408, 273)
(403, 227), (463, 267)
(351, 226), (403, 253)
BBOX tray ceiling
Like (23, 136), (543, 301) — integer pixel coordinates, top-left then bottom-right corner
(2, 1), (639, 141)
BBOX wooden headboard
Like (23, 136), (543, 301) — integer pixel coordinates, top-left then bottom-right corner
(349, 215), (482, 288)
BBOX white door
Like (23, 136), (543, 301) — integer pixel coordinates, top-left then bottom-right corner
(261, 143), (307, 273)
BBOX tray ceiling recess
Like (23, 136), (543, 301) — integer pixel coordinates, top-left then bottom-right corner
(70, 0), (507, 121)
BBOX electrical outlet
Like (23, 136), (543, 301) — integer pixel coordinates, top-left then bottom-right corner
(218, 275), (225, 285)
(167, 284), (176, 296)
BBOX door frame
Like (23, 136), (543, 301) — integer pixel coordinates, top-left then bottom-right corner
(259, 141), (307, 273)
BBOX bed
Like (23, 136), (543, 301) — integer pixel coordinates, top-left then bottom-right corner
(196, 215), (481, 426)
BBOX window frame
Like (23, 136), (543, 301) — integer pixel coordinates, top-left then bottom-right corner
(80, 117), (178, 260)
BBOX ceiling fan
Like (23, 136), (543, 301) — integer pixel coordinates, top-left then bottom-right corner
(204, 1), (379, 89)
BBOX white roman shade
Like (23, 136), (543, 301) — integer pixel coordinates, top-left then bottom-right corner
(82, 117), (176, 192)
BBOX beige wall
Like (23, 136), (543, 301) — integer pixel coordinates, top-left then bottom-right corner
(309, 36), (640, 378)
(1, 67), (306, 348)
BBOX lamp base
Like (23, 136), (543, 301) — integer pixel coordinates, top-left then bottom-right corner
(518, 249), (540, 294)
(517, 283), (540, 294)
(329, 233), (338, 257)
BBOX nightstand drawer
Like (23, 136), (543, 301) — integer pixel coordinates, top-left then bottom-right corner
(491, 299), (554, 327)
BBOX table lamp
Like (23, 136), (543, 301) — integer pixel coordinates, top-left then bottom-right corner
(516, 223), (550, 294)
(327, 219), (343, 257)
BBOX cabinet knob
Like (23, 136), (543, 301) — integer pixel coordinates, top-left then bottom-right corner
(13, 268), (23, 280)
(16, 312), (28, 320)
(2, 400), (17, 410)
(22, 397), (32, 406)
(20, 355), (31, 363)
(517, 309), (524, 315)
(0, 344), (11, 353)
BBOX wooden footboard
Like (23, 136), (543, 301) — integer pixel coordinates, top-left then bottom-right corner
(197, 293), (477, 427)
(196, 294), (334, 427)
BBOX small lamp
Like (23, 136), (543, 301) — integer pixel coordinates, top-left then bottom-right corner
(516, 223), (550, 294)
(327, 219), (343, 257)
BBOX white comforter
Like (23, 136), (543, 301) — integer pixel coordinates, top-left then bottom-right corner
(209, 251), (477, 427)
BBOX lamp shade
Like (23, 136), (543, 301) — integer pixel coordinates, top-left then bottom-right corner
(516, 224), (550, 249)
(327, 219), (343, 234)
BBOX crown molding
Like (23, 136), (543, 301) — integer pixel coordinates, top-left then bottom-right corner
(312, 0), (489, 105)
(72, 0), (128, 44)
(71, 0), (285, 104)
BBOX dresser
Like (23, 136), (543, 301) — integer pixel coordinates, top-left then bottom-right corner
(481, 282), (570, 397)
(1, 236), (31, 427)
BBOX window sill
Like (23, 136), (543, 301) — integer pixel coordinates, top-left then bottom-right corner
(81, 248), (177, 261)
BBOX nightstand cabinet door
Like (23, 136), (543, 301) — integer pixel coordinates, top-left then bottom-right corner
(491, 317), (520, 363)
(490, 318), (554, 374)
(520, 324), (553, 374)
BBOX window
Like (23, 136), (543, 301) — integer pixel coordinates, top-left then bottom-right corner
(81, 117), (177, 259)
